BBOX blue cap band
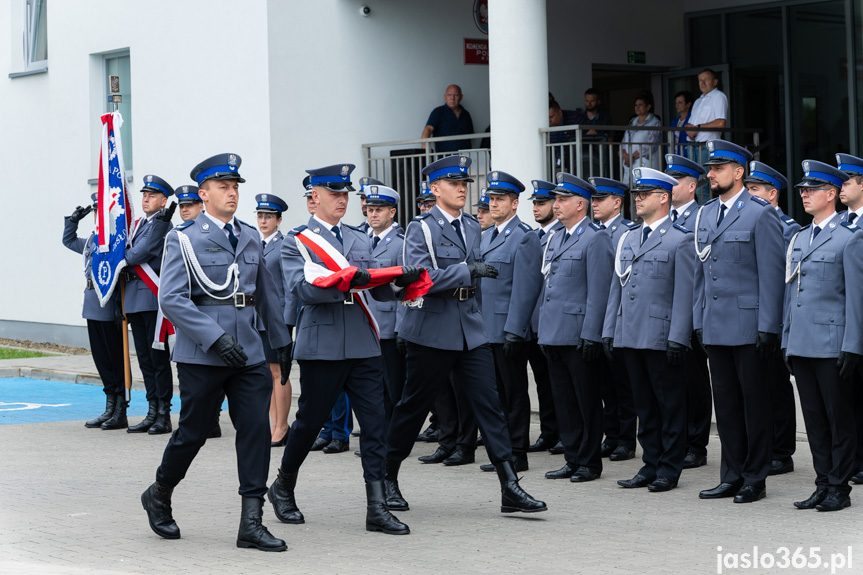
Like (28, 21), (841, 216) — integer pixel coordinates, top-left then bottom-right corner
(555, 181), (591, 198)
(144, 181), (171, 196)
(366, 195), (397, 205)
(807, 170), (844, 188)
(636, 178), (673, 192)
(427, 166), (468, 182)
(195, 165), (238, 185)
(667, 163), (700, 178)
(309, 175), (350, 186)
(749, 171), (782, 190)
(711, 150), (748, 164)
(488, 180), (520, 193)
(593, 185), (625, 195)
(257, 202), (282, 211)
(838, 163), (863, 175)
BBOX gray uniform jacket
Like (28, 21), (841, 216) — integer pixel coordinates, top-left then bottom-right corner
(480, 216), (542, 342)
(63, 218), (120, 322)
(776, 207), (801, 249)
(398, 205), (488, 351)
(537, 218), (614, 346)
(282, 216), (395, 360)
(124, 215), (172, 314)
(673, 201), (698, 230)
(782, 220), (863, 358)
(262, 231), (298, 328)
(367, 227), (405, 340)
(693, 190), (785, 345)
(159, 213), (289, 367)
(530, 221), (565, 335)
(604, 214), (633, 247)
(603, 219), (695, 350)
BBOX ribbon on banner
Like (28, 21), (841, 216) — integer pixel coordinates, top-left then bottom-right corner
(132, 262), (175, 350)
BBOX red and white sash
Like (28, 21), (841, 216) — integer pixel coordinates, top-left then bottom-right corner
(133, 261), (175, 350)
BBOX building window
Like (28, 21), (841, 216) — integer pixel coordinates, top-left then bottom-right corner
(23, 0), (47, 70)
(104, 52), (133, 172)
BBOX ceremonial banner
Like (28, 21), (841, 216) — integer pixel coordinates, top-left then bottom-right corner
(92, 112), (132, 306)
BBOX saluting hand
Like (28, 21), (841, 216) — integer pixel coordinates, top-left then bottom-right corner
(156, 202), (178, 223)
(69, 205), (93, 223)
(212, 333), (248, 368)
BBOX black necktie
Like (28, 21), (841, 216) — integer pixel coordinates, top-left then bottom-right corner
(226, 224), (238, 249)
(641, 226), (651, 246)
(538, 229), (546, 240)
(849, 212), (858, 224)
(372, 236), (380, 249)
(491, 228), (499, 242)
(717, 204), (727, 227)
(261, 240), (266, 250)
(332, 225), (343, 245)
(598, 223), (606, 230)
(451, 219), (465, 246)
(671, 209), (678, 222)
(562, 232), (571, 244)
(812, 226), (821, 242)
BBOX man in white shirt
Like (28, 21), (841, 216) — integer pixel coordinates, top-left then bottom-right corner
(686, 69), (728, 144)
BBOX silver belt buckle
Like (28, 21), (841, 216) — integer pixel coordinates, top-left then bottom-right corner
(457, 287), (470, 301)
(344, 292), (355, 305)
(233, 293), (246, 308)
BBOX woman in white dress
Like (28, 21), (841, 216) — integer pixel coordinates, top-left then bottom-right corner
(621, 91), (662, 182)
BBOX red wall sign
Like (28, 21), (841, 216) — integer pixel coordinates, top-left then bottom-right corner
(464, 38), (489, 65)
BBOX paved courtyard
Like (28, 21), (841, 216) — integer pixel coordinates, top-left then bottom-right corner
(0, 354), (860, 575)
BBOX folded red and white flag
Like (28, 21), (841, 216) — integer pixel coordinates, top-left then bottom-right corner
(133, 261), (175, 350)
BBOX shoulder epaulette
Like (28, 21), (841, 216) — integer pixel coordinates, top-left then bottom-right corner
(589, 222), (603, 231)
(703, 198), (719, 206)
(621, 219), (633, 226)
(237, 219), (256, 230)
(673, 223), (692, 234)
(397, 232), (405, 239)
(343, 223), (363, 232)
(174, 220), (194, 231)
(288, 225), (308, 236)
(463, 213), (478, 223)
(750, 195), (770, 207)
(841, 221), (860, 232)
(518, 222), (533, 233)
(799, 224), (811, 231)
(412, 213), (431, 221)
(780, 214), (797, 225)
(627, 221), (641, 230)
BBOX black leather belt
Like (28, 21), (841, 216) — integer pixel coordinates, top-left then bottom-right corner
(192, 293), (256, 308)
(124, 269), (140, 282)
(86, 279), (95, 290)
(425, 287), (476, 301)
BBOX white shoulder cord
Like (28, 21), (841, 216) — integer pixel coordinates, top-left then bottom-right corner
(785, 230), (802, 297)
(176, 231), (240, 299)
(540, 229), (558, 277)
(694, 205), (712, 262)
(614, 230), (633, 286)
(419, 220), (440, 270)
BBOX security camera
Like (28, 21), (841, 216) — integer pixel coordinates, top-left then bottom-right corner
(360, 5), (371, 16)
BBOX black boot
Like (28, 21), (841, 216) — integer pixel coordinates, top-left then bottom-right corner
(384, 459), (409, 511)
(141, 481), (180, 539)
(128, 399), (157, 433)
(496, 460), (548, 513)
(366, 481), (410, 535)
(267, 469), (305, 524)
(101, 394), (128, 430)
(85, 395), (116, 428)
(148, 399), (173, 435)
(236, 497), (287, 552)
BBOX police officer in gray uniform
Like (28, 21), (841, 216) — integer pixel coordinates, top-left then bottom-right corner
(604, 168), (695, 492)
(142, 153), (292, 552)
(384, 154), (547, 515)
(538, 172), (614, 483)
(665, 154), (711, 469)
(589, 176), (637, 463)
(744, 161), (799, 476)
(125, 175), (176, 435)
(357, 177), (385, 233)
(527, 180), (564, 453)
(63, 194), (126, 429)
(694, 140), (785, 504)
(269, 163), (418, 536)
(478, 170), (541, 472)
(783, 160), (863, 512)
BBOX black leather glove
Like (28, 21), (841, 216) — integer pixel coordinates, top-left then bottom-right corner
(69, 205), (93, 223)
(212, 333), (248, 368)
(666, 341), (689, 366)
(837, 352), (862, 380)
(350, 267), (371, 288)
(575, 338), (584, 352)
(755, 331), (779, 361)
(156, 201), (177, 222)
(582, 339), (601, 362)
(695, 329), (703, 348)
(602, 337), (614, 361)
(503, 332), (526, 358)
(783, 349), (793, 376)
(394, 265), (423, 287)
(396, 336), (407, 357)
(276, 344), (292, 385)
(466, 262), (498, 279)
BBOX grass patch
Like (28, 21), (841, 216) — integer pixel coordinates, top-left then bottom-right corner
(0, 348), (50, 360)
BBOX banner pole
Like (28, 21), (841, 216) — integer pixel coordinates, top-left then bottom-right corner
(120, 277), (132, 403)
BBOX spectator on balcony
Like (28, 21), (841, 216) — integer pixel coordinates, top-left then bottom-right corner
(671, 90), (694, 157)
(575, 88), (612, 143)
(621, 91), (662, 180)
(421, 84), (474, 153)
(685, 69), (728, 145)
(549, 94), (581, 172)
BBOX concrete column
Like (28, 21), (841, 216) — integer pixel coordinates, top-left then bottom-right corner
(487, 0), (549, 224)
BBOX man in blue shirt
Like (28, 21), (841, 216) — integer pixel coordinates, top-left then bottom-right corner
(421, 84), (474, 153)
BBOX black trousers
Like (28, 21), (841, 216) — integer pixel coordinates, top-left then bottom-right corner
(685, 333), (712, 457)
(543, 345), (603, 474)
(156, 362), (271, 497)
(435, 372), (477, 453)
(769, 355), (797, 462)
(87, 319), (125, 397)
(128, 310), (173, 401)
(527, 339), (557, 442)
(705, 345), (772, 488)
(281, 357), (387, 482)
(387, 342), (512, 464)
(599, 348), (637, 450)
(380, 338), (406, 424)
(853, 365), (863, 473)
(491, 343), (531, 457)
(623, 349), (686, 481)
(791, 357), (856, 493)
